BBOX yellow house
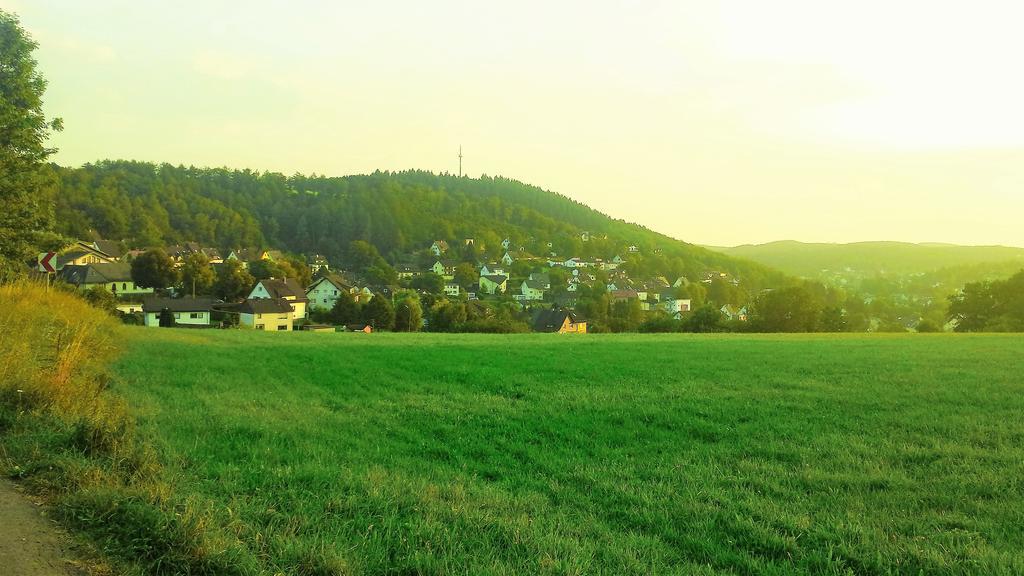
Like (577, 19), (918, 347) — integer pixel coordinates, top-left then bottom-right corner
(238, 298), (294, 331)
(532, 309), (587, 334)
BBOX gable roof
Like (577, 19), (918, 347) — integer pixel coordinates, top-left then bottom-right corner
(532, 309), (581, 332)
(238, 298), (294, 314)
(256, 278), (305, 299)
(308, 273), (351, 292)
(58, 262), (133, 285)
(481, 274), (508, 284)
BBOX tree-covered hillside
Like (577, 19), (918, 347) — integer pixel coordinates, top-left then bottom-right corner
(709, 240), (1024, 278)
(52, 160), (786, 289)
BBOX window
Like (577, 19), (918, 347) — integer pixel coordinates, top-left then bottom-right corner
(257, 313), (262, 319)
(174, 313), (181, 319)
(277, 325), (288, 331)
(122, 283), (127, 290)
(111, 283), (117, 291)
(190, 312), (201, 319)
(256, 324), (264, 330)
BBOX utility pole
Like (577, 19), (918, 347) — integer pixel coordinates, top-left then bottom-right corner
(458, 145), (463, 177)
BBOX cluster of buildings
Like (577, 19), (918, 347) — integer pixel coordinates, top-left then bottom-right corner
(41, 235), (718, 333)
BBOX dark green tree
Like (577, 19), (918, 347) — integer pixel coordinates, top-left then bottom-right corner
(394, 297), (423, 332)
(180, 252), (215, 296)
(131, 248), (179, 290)
(0, 10), (62, 280)
(683, 305), (725, 333)
(81, 285), (118, 315)
(362, 295), (394, 330)
(410, 272), (444, 294)
(749, 285), (823, 332)
(214, 259), (255, 301)
(327, 291), (360, 324)
(158, 308), (175, 327)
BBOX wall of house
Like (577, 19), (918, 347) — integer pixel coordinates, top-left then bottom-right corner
(86, 281), (154, 296)
(143, 310), (211, 327)
(307, 282), (340, 311)
(240, 312), (293, 331)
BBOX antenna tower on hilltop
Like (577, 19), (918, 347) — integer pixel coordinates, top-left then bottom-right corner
(458, 146), (463, 177)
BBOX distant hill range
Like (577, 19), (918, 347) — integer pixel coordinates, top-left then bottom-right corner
(706, 241), (1024, 278)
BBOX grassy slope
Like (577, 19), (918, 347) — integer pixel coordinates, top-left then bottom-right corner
(708, 241), (1024, 278)
(114, 330), (1024, 575)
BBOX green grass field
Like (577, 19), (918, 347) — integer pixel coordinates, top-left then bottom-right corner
(109, 330), (1024, 575)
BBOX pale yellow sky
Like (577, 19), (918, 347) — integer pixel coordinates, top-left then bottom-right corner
(6, 0), (1023, 246)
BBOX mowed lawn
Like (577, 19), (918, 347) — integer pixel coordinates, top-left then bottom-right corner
(114, 331), (1024, 575)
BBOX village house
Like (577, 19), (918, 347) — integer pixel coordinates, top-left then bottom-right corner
(501, 238), (511, 250)
(520, 278), (546, 301)
(238, 298), (294, 331)
(444, 282), (461, 297)
(429, 240), (449, 256)
(430, 260), (456, 279)
(479, 274), (508, 294)
(306, 273), (352, 311)
(532, 309), (587, 334)
(48, 241), (118, 270)
(501, 252), (514, 266)
(58, 262), (154, 296)
(141, 297), (217, 327)
(248, 278), (308, 319)
(309, 254), (330, 274)
(659, 295), (692, 319)
(395, 264), (418, 279)
(528, 272), (551, 289)
(479, 263), (506, 277)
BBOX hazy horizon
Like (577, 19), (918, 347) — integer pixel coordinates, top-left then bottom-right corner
(6, 0), (1023, 247)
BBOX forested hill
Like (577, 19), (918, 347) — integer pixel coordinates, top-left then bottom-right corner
(52, 160), (786, 287)
(708, 240), (1024, 278)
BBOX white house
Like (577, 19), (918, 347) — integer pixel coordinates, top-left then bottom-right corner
(444, 282), (461, 297)
(628, 245), (640, 253)
(659, 296), (692, 319)
(430, 260), (455, 279)
(501, 252), (514, 266)
(520, 279), (546, 301)
(501, 238), (511, 250)
(141, 297), (217, 327)
(248, 278), (308, 319)
(306, 274), (351, 311)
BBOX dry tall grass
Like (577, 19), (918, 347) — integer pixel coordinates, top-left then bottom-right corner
(0, 281), (257, 575)
(0, 280), (131, 455)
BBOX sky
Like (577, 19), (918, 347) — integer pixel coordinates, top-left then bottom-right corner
(5, 0), (1024, 247)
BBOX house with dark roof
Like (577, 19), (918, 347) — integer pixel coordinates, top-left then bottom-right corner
(248, 278), (308, 319)
(58, 262), (155, 296)
(237, 298), (294, 331)
(532, 309), (587, 334)
(479, 274), (509, 295)
(141, 297), (218, 327)
(520, 279), (546, 301)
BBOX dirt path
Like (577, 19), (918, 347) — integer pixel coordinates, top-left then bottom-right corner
(0, 480), (87, 575)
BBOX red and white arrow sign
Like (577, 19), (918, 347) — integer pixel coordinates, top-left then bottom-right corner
(38, 252), (57, 273)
